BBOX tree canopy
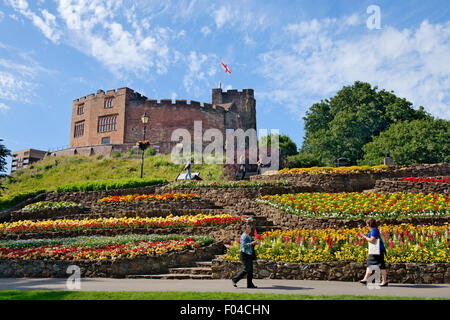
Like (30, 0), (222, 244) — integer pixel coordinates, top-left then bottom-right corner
(301, 81), (431, 165)
(259, 133), (298, 157)
(0, 139), (11, 174)
(0, 139), (11, 194)
(359, 118), (450, 166)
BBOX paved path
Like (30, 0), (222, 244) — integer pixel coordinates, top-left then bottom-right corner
(0, 278), (449, 298)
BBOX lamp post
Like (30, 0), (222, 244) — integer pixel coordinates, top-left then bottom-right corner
(140, 112), (149, 178)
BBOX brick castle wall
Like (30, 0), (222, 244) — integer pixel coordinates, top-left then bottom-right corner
(69, 87), (256, 155)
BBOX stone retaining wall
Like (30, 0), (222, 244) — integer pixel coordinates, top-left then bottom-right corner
(251, 163), (450, 193)
(0, 184), (165, 218)
(8, 206), (90, 222)
(212, 259), (450, 284)
(254, 202), (450, 229)
(0, 242), (225, 278)
(155, 185), (320, 207)
(373, 177), (450, 194)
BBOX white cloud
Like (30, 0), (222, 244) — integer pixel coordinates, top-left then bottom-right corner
(212, 5), (233, 29)
(183, 51), (218, 97)
(55, 0), (172, 76)
(5, 0), (174, 77)
(6, 0), (62, 43)
(258, 18), (450, 119)
(0, 102), (11, 113)
(0, 10), (4, 21)
(0, 43), (54, 106)
(210, 2), (269, 32)
(201, 25), (211, 36)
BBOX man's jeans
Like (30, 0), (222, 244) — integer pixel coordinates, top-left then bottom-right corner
(185, 168), (192, 180)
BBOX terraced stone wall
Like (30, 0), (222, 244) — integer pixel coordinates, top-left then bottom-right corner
(251, 163), (450, 192)
(212, 259), (450, 284)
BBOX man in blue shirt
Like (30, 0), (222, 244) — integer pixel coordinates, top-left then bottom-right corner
(231, 223), (259, 288)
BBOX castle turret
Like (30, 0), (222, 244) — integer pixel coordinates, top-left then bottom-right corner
(212, 88), (256, 131)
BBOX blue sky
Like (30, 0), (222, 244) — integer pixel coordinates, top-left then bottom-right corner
(1, 0), (450, 172)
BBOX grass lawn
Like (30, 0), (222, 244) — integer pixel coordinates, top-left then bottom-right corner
(3, 154), (224, 195)
(0, 290), (445, 300)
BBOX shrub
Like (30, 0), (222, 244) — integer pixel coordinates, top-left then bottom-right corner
(111, 151), (122, 158)
(285, 153), (325, 168)
(55, 178), (166, 193)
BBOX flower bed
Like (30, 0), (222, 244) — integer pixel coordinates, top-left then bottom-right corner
(264, 165), (389, 176)
(224, 224), (449, 264)
(168, 180), (290, 189)
(400, 177), (450, 183)
(0, 234), (214, 261)
(257, 192), (450, 219)
(0, 214), (243, 235)
(97, 193), (200, 203)
(21, 201), (81, 212)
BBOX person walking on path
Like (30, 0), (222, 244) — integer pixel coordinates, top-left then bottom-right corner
(358, 218), (388, 287)
(232, 223), (259, 288)
(184, 158), (192, 180)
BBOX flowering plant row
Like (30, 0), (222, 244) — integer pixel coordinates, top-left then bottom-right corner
(97, 193), (200, 203)
(224, 224), (449, 264)
(169, 180), (290, 189)
(0, 214), (243, 234)
(257, 192), (450, 218)
(263, 165), (389, 176)
(400, 178), (450, 183)
(22, 201), (81, 212)
(0, 234), (214, 261)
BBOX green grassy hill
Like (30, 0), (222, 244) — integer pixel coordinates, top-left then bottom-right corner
(1, 152), (224, 207)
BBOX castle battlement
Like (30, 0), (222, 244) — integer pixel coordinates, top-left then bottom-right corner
(142, 98), (226, 112)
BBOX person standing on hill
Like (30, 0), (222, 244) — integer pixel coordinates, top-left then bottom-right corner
(184, 158), (192, 180)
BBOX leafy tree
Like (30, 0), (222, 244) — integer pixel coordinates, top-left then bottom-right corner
(301, 81), (431, 165)
(0, 139), (11, 194)
(359, 118), (450, 166)
(259, 133), (298, 157)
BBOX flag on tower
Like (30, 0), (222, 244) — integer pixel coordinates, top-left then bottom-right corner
(221, 61), (231, 74)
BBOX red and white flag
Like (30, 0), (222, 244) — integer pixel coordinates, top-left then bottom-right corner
(221, 61), (231, 74)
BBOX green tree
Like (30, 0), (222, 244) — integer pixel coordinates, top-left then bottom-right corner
(0, 139), (11, 194)
(301, 81), (431, 165)
(259, 133), (298, 157)
(359, 118), (450, 166)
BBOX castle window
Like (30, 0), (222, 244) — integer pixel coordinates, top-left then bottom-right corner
(104, 98), (114, 109)
(101, 137), (111, 144)
(98, 115), (117, 133)
(74, 121), (85, 137)
(77, 104), (84, 115)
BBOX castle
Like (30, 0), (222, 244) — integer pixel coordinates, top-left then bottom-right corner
(61, 87), (256, 157)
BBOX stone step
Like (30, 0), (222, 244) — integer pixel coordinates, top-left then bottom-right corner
(168, 267), (212, 275)
(195, 261), (212, 267)
(127, 273), (213, 280)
